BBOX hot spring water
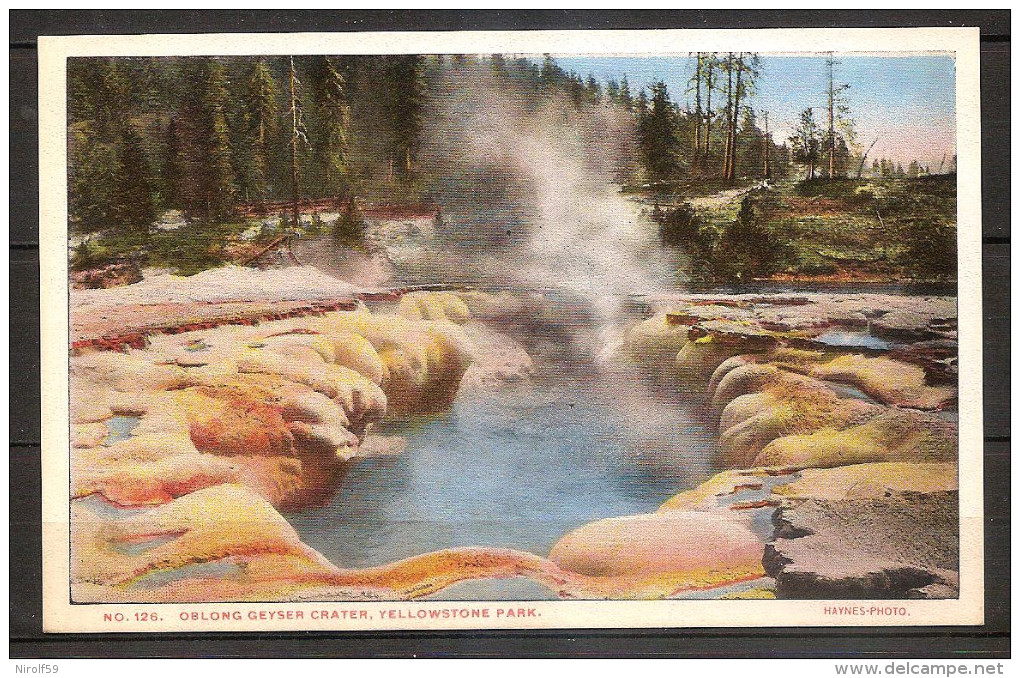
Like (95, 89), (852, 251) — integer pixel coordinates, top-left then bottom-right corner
(284, 292), (716, 576)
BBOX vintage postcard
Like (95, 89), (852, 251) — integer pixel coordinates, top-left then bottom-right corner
(39, 27), (983, 633)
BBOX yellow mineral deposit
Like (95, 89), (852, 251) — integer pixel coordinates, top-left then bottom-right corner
(754, 410), (958, 470)
(657, 469), (769, 513)
(771, 462), (958, 501)
(809, 354), (957, 410)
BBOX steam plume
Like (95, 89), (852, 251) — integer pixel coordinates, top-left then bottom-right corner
(419, 59), (681, 323)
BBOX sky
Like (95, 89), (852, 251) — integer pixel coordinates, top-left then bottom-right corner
(553, 54), (956, 169)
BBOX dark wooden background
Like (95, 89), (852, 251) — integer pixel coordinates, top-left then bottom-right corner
(9, 9), (1010, 659)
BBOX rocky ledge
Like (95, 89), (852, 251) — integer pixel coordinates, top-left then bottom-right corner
(609, 292), (960, 599)
(764, 491), (959, 599)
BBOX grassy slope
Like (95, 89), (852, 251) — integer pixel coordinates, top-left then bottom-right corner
(71, 216), (339, 276)
(652, 175), (957, 283)
(768, 176), (955, 280)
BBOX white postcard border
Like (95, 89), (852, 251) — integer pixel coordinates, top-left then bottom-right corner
(39, 27), (983, 633)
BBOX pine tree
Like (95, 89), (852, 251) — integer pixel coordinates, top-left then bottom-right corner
(722, 53), (735, 179)
(722, 53), (760, 181)
(618, 75), (633, 111)
(688, 54), (703, 168)
(736, 107), (765, 180)
(67, 58), (107, 127)
(760, 110), (772, 180)
(824, 56), (855, 179)
(94, 59), (132, 138)
(160, 114), (183, 209)
(126, 59), (170, 113)
(176, 58), (238, 222)
(69, 57), (165, 233)
(584, 74), (601, 104)
(702, 54), (718, 165)
(111, 125), (156, 230)
(204, 60), (239, 221)
(308, 56), (351, 196)
(68, 121), (118, 231)
(68, 59), (128, 230)
(540, 54), (561, 90)
(635, 87), (648, 115)
(241, 57), (280, 205)
(385, 55), (425, 175)
(637, 81), (681, 181)
(790, 108), (822, 179)
(286, 56), (310, 227)
(606, 78), (620, 103)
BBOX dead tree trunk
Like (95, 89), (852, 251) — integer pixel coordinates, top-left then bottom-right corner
(692, 54), (703, 169)
(723, 53), (734, 180)
(856, 137), (879, 179)
(827, 57), (836, 180)
(704, 58), (714, 164)
(288, 56), (301, 230)
(727, 60), (744, 182)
